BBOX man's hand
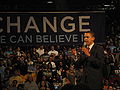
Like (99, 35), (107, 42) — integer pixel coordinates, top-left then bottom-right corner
(81, 47), (90, 56)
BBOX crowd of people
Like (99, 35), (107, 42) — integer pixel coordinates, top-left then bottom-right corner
(0, 33), (120, 90)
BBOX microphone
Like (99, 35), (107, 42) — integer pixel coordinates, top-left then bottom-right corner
(81, 42), (90, 56)
(83, 42), (87, 48)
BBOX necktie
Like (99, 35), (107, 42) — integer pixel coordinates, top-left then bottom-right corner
(87, 47), (90, 52)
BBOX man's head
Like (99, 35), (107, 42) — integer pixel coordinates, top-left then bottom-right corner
(84, 31), (95, 46)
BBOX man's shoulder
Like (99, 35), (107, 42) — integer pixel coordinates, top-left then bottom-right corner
(93, 44), (104, 50)
(94, 43), (103, 47)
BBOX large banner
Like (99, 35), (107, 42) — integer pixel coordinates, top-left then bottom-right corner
(0, 11), (105, 46)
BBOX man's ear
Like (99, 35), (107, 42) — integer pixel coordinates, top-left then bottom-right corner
(92, 37), (95, 41)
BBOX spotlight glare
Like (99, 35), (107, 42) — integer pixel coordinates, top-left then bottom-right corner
(47, 1), (53, 4)
(104, 5), (110, 7)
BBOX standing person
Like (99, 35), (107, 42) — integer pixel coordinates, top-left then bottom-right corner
(24, 75), (39, 90)
(36, 45), (45, 57)
(48, 46), (58, 56)
(79, 31), (105, 90)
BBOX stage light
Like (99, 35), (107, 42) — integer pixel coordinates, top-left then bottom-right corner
(104, 5), (110, 7)
(47, 0), (53, 4)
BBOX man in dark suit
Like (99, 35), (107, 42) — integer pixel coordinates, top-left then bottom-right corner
(79, 31), (105, 90)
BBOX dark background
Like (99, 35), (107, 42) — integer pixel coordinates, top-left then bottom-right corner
(0, 0), (119, 11)
(0, 0), (120, 36)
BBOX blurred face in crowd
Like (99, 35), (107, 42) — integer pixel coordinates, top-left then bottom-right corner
(27, 75), (33, 82)
(20, 56), (25, 61)
(17, 47), (20, 51)
(17, 57), (20, 60)
(40, 45), (44, 49)
(37, 57), (43, 62)
(9, 47), (12, 51)
(33, 48), (36, 52)
(51, 46), (55, 50)
(59, 55), (63, 59)
(108, 86), (113, 90)
(49, 56), (54, 62)
(14, 70), (20, 76)
(84, 32), (95, 46)
(59, 62), (63, 66)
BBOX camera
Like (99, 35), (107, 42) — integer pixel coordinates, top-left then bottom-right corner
(54, 86), (59, 89)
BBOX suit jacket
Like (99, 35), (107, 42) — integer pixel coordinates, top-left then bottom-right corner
(79, 44), (105, 90)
